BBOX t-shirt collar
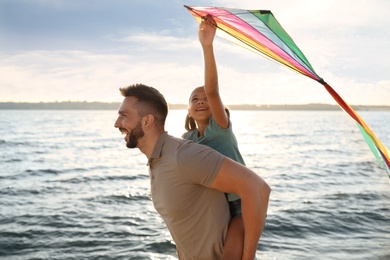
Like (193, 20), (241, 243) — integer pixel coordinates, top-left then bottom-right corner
(148, 131), (168, 165)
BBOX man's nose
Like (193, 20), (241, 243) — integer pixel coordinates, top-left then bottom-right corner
(114, 117), (120, 128)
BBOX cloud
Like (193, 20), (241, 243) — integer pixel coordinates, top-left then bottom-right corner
(0, 0), (388, 105)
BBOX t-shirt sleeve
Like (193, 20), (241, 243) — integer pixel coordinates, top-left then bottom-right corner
(208, 117), (232, 133)
(177, 141), (225, 187)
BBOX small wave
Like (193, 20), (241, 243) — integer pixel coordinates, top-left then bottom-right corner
(57, 174), (140, 184)
(61, 167), (89, 173)
(325, 192), (381, 201)
(0, 184), (68, 197)
(25, 168), (63, 176)
(265, 133), (304, 139)
(145, 241), (176, 254)
(0, 140), (23, 146)
(4, 158), (23, 163)
(86, 193), (150, 206)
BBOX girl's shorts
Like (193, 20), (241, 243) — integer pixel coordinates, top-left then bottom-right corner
(228, 199), (242, 218)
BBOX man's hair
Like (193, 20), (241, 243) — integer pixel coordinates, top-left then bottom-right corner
(119, 84), (168, 130)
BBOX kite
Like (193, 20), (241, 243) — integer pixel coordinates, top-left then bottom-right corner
(184, 5), (390, 177)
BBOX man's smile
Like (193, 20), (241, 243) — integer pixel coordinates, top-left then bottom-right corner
(119, 127), (128, 134)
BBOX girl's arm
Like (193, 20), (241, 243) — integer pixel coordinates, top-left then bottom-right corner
(199, 16), (229, 128)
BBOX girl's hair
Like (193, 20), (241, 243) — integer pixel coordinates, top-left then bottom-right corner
(184, 107), (230, 131)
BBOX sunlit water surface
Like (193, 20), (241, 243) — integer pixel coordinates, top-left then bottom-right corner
(0, 110), (389, 259)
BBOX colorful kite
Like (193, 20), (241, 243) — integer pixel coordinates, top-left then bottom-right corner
(184, 5), (390, 176)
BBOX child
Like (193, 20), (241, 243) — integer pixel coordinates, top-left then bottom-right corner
(182, 15), (245, 259)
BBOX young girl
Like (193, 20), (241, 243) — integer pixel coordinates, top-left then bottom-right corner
(182, 15), (245, 259)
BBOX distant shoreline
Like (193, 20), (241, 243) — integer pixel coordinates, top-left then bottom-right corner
(0, 102), (389, 111)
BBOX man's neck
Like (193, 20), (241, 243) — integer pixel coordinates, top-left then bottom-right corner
(139, 130), (165, 159)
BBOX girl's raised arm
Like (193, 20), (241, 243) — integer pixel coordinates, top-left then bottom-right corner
(199, 16), (229, 128)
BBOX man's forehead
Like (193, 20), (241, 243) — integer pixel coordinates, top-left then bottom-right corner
(118, 96), (137, 114)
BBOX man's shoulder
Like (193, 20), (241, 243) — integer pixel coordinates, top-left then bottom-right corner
(164, 134), (216, 157)
(164, 133), (191, 145)
(162, 134), (194, 153)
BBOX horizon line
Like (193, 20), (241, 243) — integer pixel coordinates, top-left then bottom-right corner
(0, 101), (389, 107)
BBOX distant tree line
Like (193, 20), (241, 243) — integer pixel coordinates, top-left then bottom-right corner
(0, 102), (389, 111)
(0, 101), (120, 110)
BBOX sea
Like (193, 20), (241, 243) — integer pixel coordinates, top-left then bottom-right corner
(0, 109), (389, 260)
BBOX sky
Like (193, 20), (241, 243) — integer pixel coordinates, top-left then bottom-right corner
(0, 0), (389, 105)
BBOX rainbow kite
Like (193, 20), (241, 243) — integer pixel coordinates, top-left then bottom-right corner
(184, 5), (390, 177)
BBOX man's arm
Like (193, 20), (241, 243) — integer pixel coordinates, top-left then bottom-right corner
(209, 158), (271, 260)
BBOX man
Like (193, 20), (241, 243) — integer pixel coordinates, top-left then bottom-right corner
(114, 83), (271, 260)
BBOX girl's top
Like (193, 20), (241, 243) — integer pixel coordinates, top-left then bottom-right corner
(182, 117), (245, 202)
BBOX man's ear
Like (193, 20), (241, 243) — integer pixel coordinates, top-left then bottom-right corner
(142, 114), (155, 129)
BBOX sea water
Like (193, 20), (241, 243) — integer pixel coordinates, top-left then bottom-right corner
(0, 109), (389, 260)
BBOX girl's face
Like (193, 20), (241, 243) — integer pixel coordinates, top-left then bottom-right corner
(188, 87), (212, 122)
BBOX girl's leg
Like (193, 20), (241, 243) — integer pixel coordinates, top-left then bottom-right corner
(222, 216), (245, 260)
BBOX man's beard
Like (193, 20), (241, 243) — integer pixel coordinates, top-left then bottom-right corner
(126, 121), (145, 148)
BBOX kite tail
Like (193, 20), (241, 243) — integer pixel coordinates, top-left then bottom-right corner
(321, 81), (390, 177)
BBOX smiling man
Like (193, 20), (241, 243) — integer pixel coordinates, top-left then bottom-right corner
(114, 83), (270, 260)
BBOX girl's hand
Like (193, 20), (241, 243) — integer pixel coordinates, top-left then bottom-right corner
(198, 15), (217, 48)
